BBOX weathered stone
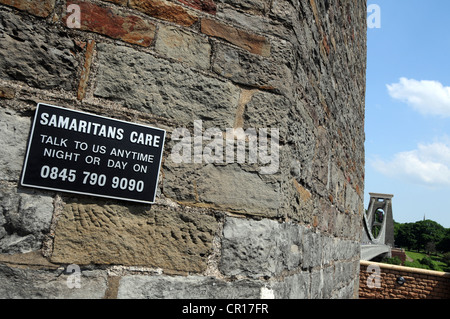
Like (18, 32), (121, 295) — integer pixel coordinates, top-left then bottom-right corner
(0, 108), (30, 181)
(0, 264), (107, 298)
(178, 0), (216, 14)
(269, 0), (296, 24)
(94, 43), (240, 128)
(333, 261), (357, 297)
(242, 90), (290, 130)
(273, 271), (310, 299)
(0, 184), (54, 254)
(0, 87), (15, 99)
(0, 11), (78, 91)
(201, 18), (270, 56)
(328, 163), (347, 212)
(345, 183), (359, 214)
(334, 239), (360, 261)
(216, 7), (291, 40)
(101, 0), (127, 5)
(155, 25), (211, 70)
(212, 43), (292, 95)
(117, 275), (265, 299)
(65, 1), (156, 47)
(332, 279), (356, 299)
(0, 251), (58, 268)
(163, 163), (280, 216)
(215, 0), (270, 14)
(302, 228), (322, 268)
(311, 126), (330, 196)
(51, 200), (219, 273)
(220, 217), (304, 278)
(0, 0), (55, 17)
(310, 266), (334, 299)
(77, 40), (95, 101)
(129, 0), (198, 27)
(196, 164), (280, 214)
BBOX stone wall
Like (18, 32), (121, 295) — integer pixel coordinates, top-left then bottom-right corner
(0, 0), (366, 299)
(360, 261), (450, 299)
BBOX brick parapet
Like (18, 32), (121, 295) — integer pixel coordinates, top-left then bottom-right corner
(360, 260), (450, 299)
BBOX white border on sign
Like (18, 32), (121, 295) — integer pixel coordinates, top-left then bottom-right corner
(20, 103), (166, 204)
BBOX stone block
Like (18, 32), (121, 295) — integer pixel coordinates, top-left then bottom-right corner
(242, 90), (290, 131)
(273, 271), (310, 299)
(129, 0), (198, 27)
(302, 228), (322, 268)
(334, 261), (356, 291)
(51, 200), (219, 273)
(220, 217), (303, 278)
(77, 39), (95, 101)
(0, 108), (30, 181)
(201, 18), (270, 56)
(65, 1), (156, 47)
(0, 87), (15, 99)
(178, 0), (216, 14)
(94, 43), (240, 128)
(197, 164), (280, 213)
(269, 0), (296, 24)
(163, 163), (280, 216)
(0, 0), (55, 17)
(155, 25), (211, 70)
(0, 264), (107, 298)
(117, 275), (264, 299)
(0, 11), (78, 91)
(311, 126), (330, 195)
(215, 0), (270, 14)
(212, 43), (292, 95)
(102, 0), (127, 5)
(0, 183), (54, 254)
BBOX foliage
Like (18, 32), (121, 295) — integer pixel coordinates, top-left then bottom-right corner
(403, 256), (438, 271)
(440, 252), (450, 272)
(394, 219), (449, 253)
(383, 256), (402, 265)
(437, 229), (450, 252)
(395, 222), (417, 251)
(419, 256), (438, 270)
(404, 259), (427, 270)
(443, 252), (450, 266)
(405, 251), (447, 272)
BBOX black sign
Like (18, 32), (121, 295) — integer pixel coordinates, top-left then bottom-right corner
(21, 103), (166, 204)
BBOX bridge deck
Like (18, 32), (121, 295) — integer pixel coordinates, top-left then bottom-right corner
(361, 244), (390, 261)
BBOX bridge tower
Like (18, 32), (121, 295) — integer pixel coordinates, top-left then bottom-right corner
(361, 193), (394, 260)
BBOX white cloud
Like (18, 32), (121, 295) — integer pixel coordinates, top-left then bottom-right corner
(372, 141), (450, 187)
(387, 78), (450, 117)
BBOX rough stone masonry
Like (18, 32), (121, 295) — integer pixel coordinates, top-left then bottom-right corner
(0, 0), (366, 299)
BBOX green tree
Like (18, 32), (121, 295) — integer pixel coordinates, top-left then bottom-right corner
(442, 252), (450, 267)
(419, 256), (438, 270)
(395, 222), (417, 251)
(437, 229), (450, 253)
(425, 241), (436, 255)
(414, 220), (445, 252)
(394, 219), (448, 253)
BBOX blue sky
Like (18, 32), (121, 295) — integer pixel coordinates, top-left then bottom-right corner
(365, 0), (450, 228)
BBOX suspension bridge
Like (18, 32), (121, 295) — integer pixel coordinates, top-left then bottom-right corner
(361, 193), (395, 261)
